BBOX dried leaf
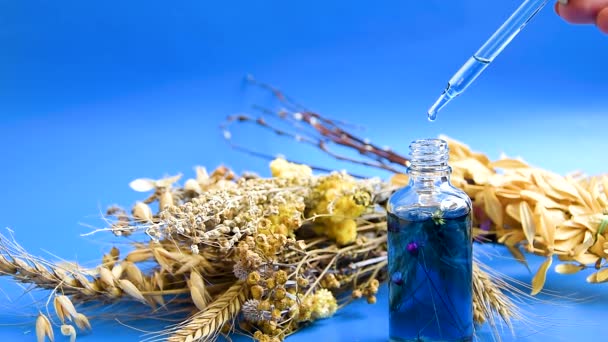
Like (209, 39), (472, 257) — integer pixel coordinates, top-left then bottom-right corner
(450, 159), (493, 184)
(573, 231), (594, 256)
(554, 233), (584, 253)
(536, 205), (555, 249)
(494, 189), (521, 199)
(555, 227), (584, 241)
(531, 256), (553, 295)
(483, 187), (504, 229)
(505, 203), (521, 222)
(570, 177), (600, 211)
(554, 263), (584, 274)
(571, 216), (596, 231)
(597, 216), (608, 238)
(574, 253), (600, 265)
(568, 205), (589, 217)
(519, 201), (536, 248)
(602, 175), (608, 199)
(587, 272), (598, 283)
(595, 268), (608, 283)
(463, 184), (485, 197)
(590, 235), (607, 258)
(489, 158), (529, 169)
(545, 174), (580, 201)
(506, 245), (529, 270)
(498, 231), (525, 247)
(389, 173), (409, 187)
(520, 190), (567, 210)
(531, 171), (565, 201)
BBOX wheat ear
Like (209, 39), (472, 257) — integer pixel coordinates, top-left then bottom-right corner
(167, 280), (247, 342)
(473, 262), (517, 332)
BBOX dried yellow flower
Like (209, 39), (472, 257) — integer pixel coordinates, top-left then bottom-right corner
(274, 286), (286, 301)
(258, 300), (271, 311)
(251, 285), (264, 300)
(270, 158), (312, 179)
(275, 270), (287, 285)
(309, 289), (338, 319)
(271, 308), (282, 321)
(247, 271), (261, 286)
(297, 276), (309, 287)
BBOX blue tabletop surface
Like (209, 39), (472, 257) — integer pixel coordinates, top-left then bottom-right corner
(2, 1), (608, 341)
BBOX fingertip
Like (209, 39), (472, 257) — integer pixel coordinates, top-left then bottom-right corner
(597, 7), (608, 34)
(556, 1), (597, 24)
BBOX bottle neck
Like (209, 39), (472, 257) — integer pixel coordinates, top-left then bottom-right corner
(407, 139), (451, 188)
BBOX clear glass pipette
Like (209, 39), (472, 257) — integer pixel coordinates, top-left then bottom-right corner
(427, 0), (550, 121)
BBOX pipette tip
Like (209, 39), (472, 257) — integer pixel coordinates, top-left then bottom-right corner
(427, 92), (451, 122)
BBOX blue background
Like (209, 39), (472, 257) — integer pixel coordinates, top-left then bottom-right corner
(1, 0), (607, 341)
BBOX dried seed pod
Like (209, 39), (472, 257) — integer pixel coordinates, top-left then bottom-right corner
(118, 279), (147, 303)
(53, 296), (67, 324)
(159, 190), (174, 210)
(125, 249), (153, 263)
(60, 324), (76, 342)
(111, 263), (124, 279)
(36, 312), (54, 342)
(55, 295), (78, 322)
(123, 261), (144, 287)
(184, 179), (202, 194)
(555, 263), (585, 274)
(74, 313), (92, 331)
(190, 285), (207, 311)
(132, 202), (153, 222)
(0, 254), (17, 274)
(98, 267), (115, 288)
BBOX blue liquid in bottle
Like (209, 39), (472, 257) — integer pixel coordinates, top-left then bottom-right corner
(388, 210), (473, 342)
(387, 139), (473, 342)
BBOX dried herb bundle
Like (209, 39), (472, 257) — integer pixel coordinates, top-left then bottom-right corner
(227, 78), (608, 294)
(0, 159), (517, 342)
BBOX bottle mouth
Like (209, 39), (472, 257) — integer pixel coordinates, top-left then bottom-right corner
(408, 138), (450, 172)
